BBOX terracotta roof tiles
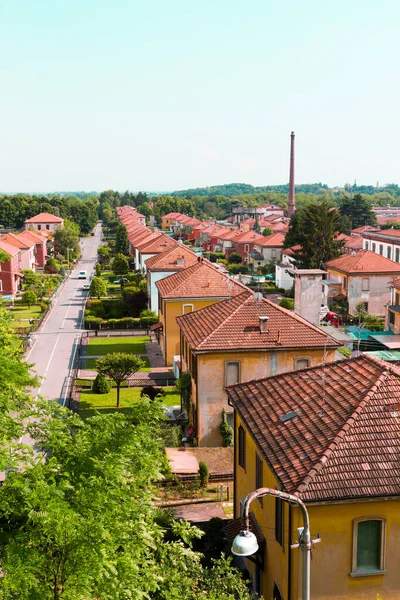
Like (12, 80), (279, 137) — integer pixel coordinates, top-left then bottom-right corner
(145, 245), (199, 271)
(253, 232), (285, 248)
(326, 250), (400, 274)
(227, 355), (400, 502)
(177, 291), (339, 352)
(138, 235), (178, 254)
(156, 259), (246, 299)
(24, 212), (63, 224)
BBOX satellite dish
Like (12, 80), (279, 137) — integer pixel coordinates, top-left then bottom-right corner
(253, 292), (263, 302)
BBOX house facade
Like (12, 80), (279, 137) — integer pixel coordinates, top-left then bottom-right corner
(145, 245), (199, 312)
(225, 230), (264, 261)
(0, 233), (36, 271)
(325, 250), (400, 316)
(136, 234), (177, 273)
(0, 240), (22, 296)
(363, 229), (400, 263)
(24, 212), (64, 232)
(248, 232), (285, 267)
(156, 259), (245, 366)
(227, 355), (400, 600)
(177, 291), (339, 446)
(17, 230), (47, 268)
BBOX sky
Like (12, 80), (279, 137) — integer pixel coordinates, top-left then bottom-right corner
(0, 0), (399, 193)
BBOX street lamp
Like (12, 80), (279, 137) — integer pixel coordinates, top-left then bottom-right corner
(231, 487), (319, 600)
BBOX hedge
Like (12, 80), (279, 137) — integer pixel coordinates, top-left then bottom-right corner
(84, 315), (152, 330)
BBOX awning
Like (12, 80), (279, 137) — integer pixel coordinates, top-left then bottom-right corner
(150, 322), (163, 331)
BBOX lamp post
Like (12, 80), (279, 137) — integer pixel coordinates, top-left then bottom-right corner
(231, 487), (318, 600)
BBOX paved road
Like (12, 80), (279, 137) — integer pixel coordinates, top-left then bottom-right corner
(26, 223), (102, 405)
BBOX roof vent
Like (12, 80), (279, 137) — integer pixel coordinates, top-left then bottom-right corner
(259, 315), (269, 333)
(176, 256), (185, 266)
(279, 410), (297, 423)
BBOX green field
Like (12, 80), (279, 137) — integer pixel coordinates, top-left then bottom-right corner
(79, 387), (180, 417)
(86, 336), (150, 356)
(11, 304), (42, 321)
(84, 356), (151, 371)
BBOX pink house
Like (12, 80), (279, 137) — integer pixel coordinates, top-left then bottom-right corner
(0, 233), (36, 271)
(24, 212), (64, 232)
(17, 230), (48, 268)
(225, 230), (264, 261)
(0, 240), (23, 296)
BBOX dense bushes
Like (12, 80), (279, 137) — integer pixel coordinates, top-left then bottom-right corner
(84, 315), (149, 330)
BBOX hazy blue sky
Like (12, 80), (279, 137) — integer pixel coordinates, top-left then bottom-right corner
(0, 0), (399, 192)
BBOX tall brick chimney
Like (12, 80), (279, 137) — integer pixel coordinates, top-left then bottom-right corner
(288, 131), (296, 218)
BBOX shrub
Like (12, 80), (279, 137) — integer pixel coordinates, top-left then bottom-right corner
(95, 263), (102, 276)
(84, 316), (107, 329)
(139, 309), (158, 326)
(208, 252), (225, 263)
(228, 252), (242, 264)
(39, 301), (48, 313)
(279, 298), (294, 310)
(58, 266), (66, 277)
(220, 408), (234, 447)
(227, 264), (250, 274)
(363, 315), (384, 332)
(44, 258), (60, 274)
(92, 373), (111, 394)
(140, 386), (165, 401)
(112, 253), (129, 275)
(198, 462), (209, 487)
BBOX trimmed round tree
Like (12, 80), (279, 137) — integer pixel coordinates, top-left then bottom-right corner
(95, 353), (144, 407)
(89, 276), (107, 299)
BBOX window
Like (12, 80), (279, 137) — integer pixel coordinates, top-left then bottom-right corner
(362, 278), (370, 292)
(352, 518), (386, 575)
(275, 497), (284, 546)
(182, 303), (194, 314)
(271, 248), (277, 259)
(46, 224), (50, 230)
(372, 242), (376, 252)
(37, 224), (41, 230)
(396, 292), (400, 305)
(389, 311), (395, 326)
(396, 249), (400, 263)
(244, 244), (249, 252)
(387, 247), (392, 260)
(365, 241), (369, 250)
(343, 276), (347, 290)
(255, 454), (263, 505)
(379, 244), (383, 256)
(238, 425), (246, 470)
(296, 357), (310, 370)
(225, 361), (240, 386)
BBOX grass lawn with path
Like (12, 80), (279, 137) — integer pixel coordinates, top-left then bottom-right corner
(84, 356), (151, 371)
(79, 387), (180, 417)
(11, 304), (42, 320)
(87, 336), (150, 356)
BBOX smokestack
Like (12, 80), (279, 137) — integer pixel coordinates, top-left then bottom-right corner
(288, 131), (296, 218)
(259, 315), (269, 333)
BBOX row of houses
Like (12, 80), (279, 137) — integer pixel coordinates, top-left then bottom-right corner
(0, 212), (63, 296)
(117, 210), (400, 600)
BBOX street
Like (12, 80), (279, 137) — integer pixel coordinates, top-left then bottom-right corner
(26, 222), (102, 405)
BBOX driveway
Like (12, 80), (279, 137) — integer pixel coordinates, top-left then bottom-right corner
(27, 223), (102, 405)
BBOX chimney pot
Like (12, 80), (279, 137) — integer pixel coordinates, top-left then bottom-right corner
(259, 315), (269, 333)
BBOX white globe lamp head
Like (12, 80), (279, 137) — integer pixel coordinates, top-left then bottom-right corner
(231, 530), (259, 557)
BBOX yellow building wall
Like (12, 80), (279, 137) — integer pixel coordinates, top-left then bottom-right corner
(193, 347), (336, 447)
(326, 268), (346, 294)
(235, 415), (400, 600)
(163, 298), (221, 366)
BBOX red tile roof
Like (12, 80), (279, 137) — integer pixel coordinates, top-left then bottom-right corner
(227, 355), (400, 502)
(18, 230), (46, 244)
(326, 250), (400, 274)
(233, 230), (264, 244)
(145, 245), (199, 271)
(0, 240), (19, 256)
(138, 235), (178, 254)
(162, 212), (182, 219)
(134, 232), (161, 251)
(177, 291), (339, 352)
(156, 259), (246, 299)
(344, 236), (363, 249)
(0, 232), (33, 249)
(217, 229), (242, 241)
(24, 212), (63, 224)
(253, 232), (285, 248)
(351, 225), (380, 234)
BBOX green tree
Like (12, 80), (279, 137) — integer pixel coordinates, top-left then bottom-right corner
(113, 253), (129, 275)
(89, 276), (107, 299)
(95, 263), (102, 276)
(253, 219), (261, 233)
(115, 223), (129, 255)
(97, 245), (111, 266)
(284, 202), (343, 268)
(262, 226), (273, 236)
(339, 193), (377, 229)
(279, 297), (294, 310)
(21, 290), (37, 308)
(228, 252), (242, 264)
(54, 221), (80, 259)
(92, 372), (110, 394)
(96, 353), (144, 407)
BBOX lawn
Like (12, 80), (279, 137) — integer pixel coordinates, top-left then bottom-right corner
(11, 304), (42, 321)
(79, 387), (180, 417)
(84, 356), (151, 371)
(86, 336), (150, 356)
